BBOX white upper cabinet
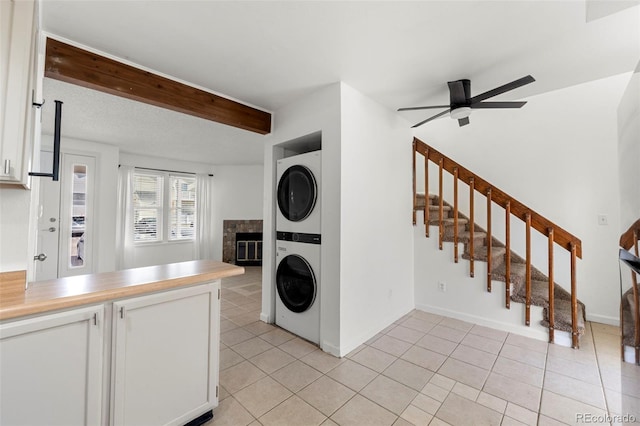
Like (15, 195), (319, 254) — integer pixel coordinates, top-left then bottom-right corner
(0, 0), (43, 186)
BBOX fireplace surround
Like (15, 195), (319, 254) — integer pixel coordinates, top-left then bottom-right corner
(222, 220), (263, 265)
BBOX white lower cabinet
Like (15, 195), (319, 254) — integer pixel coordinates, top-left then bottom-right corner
(111, 282), (220, 426)
(0, 305), (105, 426)
(0, 281), (220, 426)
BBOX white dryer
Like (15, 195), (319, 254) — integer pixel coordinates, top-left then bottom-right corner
(275, 238), (320, 344)
(276, 150), (321, 235)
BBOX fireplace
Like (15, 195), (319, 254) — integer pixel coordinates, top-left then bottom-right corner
(235, 232), (263, 266)
(222, 220), (263, 266)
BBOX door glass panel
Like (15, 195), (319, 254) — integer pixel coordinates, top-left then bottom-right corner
(69, 164), (87, 268)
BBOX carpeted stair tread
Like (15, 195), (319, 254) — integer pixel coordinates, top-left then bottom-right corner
(457, 231), (488, 246)
(511, 280), (572, 308)
(622, 307), (636, 346)
(622, 288), (638, 347)
(490, 262), (528, 286)
(541, 298), (585, 334)
(462, 246), (506, 262)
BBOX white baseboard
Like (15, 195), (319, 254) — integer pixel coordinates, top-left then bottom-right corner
(586, 313), (619, 326)
(623, 345), (636, 363)
(415, 302), (549, 342)
(321, 341), (341, 358)
(259, 312), (272, 323)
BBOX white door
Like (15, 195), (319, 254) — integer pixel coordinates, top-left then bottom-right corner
(34, 152), (97, 280)
(34, 150), (60, 280)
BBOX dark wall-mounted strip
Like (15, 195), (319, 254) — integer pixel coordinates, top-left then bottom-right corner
(30, 100), (62, 181)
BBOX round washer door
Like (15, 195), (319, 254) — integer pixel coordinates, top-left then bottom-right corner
(277, 165), (317, 222)
(276, 254), (317, 313)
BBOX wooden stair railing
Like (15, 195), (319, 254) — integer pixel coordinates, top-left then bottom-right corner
(620, 219), (640, 364)
(412, 138), (583, 348)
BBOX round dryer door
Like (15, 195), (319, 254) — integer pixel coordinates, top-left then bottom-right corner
(277, 165), (317, 222)
(276, 254), (317, 313)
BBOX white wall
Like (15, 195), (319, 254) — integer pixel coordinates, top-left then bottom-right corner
(263, 83), (343, 354)
(617, 65), (640, 232)
(339, 84), (414, 354)
(413, 73), (631, 326)
(211, 165), (264, 261)
(263, 82), (414, 356)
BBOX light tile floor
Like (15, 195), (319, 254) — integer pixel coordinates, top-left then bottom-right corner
(207, 267), (640, 425)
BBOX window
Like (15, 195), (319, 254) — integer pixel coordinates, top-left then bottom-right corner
(169, 176), (196, 241)
(132, 171), (196, 243)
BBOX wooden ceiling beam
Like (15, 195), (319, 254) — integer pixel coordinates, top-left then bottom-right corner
(44, 38), (271, 135)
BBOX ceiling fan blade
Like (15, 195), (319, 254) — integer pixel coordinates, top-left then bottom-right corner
(411, 109), (451, 128)
(471, 101), (527, 109)
(398, 105), (450, 111)
(458, 117), (470, 127)
(470, 75), (535, 104)
(448, 80), (467, 105)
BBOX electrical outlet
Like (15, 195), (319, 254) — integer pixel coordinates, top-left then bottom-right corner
(598, 214), (608, 226)
(438, 282), (446, 292)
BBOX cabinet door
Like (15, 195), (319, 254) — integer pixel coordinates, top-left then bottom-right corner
(0, 0), (39, 185)
(0, 305), (104, 426)
(111, 282), (220, 426)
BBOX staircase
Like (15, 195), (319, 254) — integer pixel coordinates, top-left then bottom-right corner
(620, 219), (640, 364)
(413, 138), (585, 347)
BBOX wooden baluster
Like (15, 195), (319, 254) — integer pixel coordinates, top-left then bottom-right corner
(571, 242), (579, 349)
(486, 188), (492, 292)
(453, 167), (459, 263)
(469, 178), (475, 278)
(548, 228), (555, 343)
(633, 231), (639, 364)
(412, 140), (417, 225)
(424, 151), (429, 236)
(505, 201), (511, 309)
(621, 302), (626, 361)
(439, 158), (444, 250)
(632, 263), (639, 364)
(525, 213), (531, 326)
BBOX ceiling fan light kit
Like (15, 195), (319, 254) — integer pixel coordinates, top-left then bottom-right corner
(399, 75), (535, 128)
(450, 107), (471, 120)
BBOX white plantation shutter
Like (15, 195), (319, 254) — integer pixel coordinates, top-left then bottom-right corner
(169, 175), (196, 241)
(133, 173), (163, 241)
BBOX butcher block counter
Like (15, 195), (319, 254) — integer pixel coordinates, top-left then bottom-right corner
(0, 260), (244, 320)
(0, 260), (244, 426)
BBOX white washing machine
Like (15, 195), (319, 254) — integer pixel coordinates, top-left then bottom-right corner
(276, 150), (321, 235)
(275, 238), (320, 344)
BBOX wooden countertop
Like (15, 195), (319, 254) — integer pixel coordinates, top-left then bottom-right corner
(0, 260), (244, 321)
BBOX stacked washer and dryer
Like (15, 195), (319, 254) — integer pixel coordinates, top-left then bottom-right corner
(275, 150), (321, 344)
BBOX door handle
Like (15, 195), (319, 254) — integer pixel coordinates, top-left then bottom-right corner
(48, 227), (56, 232)
(34, 253), (47, 262)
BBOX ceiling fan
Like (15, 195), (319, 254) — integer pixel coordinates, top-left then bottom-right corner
(399, 75), (535, 128)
